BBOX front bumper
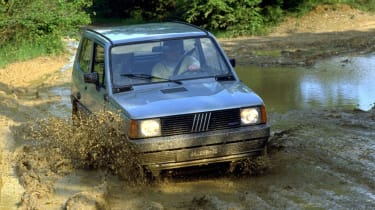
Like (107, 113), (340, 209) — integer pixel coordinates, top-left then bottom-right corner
(130, 124), (270, 174)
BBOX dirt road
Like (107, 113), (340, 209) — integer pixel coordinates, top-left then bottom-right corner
(1, 4), (375, 209)
(220, 4), (375, 66)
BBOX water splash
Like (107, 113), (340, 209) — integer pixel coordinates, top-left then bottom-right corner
(16, 111), (147, 185)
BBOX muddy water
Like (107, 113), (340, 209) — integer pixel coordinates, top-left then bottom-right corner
(1, 52), (375, 209)
(237, 53), (375, 112)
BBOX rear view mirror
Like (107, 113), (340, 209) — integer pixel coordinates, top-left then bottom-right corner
(84, 72), (99, 84)
(84, 72), (101, 91)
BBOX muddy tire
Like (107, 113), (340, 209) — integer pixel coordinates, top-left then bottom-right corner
(71, 100), (83, 129)
(229, 152), (270, 176)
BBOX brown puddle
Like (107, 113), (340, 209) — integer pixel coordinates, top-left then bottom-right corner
(237, 54), (375, 112)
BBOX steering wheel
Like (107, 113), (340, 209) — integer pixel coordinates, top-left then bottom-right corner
(172, 47), (196, 75)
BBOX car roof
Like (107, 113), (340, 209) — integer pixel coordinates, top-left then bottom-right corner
(85, 22), (209, 45)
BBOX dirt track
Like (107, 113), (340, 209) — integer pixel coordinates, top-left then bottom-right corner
(220, 4), (375, 66)
(1, 4), (375, 209)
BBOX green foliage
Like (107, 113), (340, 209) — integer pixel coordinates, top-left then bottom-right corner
(0, 0), (91, 67)
(86, 0), (375, 37)
(228, 0), (264, 36)
(182, 0), (265, 36)
(2, 0), (375, 68)
(183, 0), (236, 30)
(89, 0), (180, 22)
(263, 5), (284, 25)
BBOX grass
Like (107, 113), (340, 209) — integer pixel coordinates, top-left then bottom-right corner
(0, 40), (64, 69)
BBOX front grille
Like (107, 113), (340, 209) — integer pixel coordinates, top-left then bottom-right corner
(161, 109), (240, 136)
(191, 112), (212, 132)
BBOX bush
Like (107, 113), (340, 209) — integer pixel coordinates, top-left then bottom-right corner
(0, 0), (91, 67)
(181, 0), (266, 36)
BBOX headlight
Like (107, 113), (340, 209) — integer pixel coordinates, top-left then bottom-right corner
(140, 119), (161, 137)
(129, 118), (161, 138)
(240, 107), (261, 125)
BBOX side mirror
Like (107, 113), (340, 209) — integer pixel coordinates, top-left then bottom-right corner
(229, 58), (236, 67)
(84, 72), (99, 84)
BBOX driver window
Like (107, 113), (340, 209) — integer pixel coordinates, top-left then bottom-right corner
(78, 38), (92, 73)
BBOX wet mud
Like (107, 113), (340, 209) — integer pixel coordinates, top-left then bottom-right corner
(1, 5), (375, 209)
(1, 53), (374, 209)
(219, 4), (375, 67)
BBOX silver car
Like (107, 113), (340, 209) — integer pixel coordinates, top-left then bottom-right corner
(71, 22), (270, 177)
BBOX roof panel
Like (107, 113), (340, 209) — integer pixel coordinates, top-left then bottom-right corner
(89, 22), (207, 45)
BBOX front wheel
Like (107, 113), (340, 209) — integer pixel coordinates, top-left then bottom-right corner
(228, 152), (270, 176)
(71, 99), (84, 129)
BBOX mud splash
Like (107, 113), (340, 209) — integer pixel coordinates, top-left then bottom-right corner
(12, 111), (147, 208)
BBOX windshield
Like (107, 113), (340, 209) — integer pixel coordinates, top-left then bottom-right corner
(110, 37), (232, 88)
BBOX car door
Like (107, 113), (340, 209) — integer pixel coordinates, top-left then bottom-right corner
(74, 37), (108, 114)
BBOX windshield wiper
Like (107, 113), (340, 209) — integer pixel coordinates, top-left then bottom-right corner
(121, 73), (152, 80)
(215, 74), (235, 81)
(112, 85), (133, 93)
(121, 73), (182, 84)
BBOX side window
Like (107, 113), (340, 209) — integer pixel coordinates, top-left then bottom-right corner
(93, 44), (105, 88)
(78, 38), (93, 73)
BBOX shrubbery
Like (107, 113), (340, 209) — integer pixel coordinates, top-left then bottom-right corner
(181, 0), (267, 36)
(1, 0), (375, 67)
(89, 0), (276, 36)
(0, 0), (91, 67)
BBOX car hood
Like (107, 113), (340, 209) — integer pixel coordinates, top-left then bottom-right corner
(111, 79), (264, 119)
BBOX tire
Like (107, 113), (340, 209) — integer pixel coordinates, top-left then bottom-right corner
(71, 99), (81, 129)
